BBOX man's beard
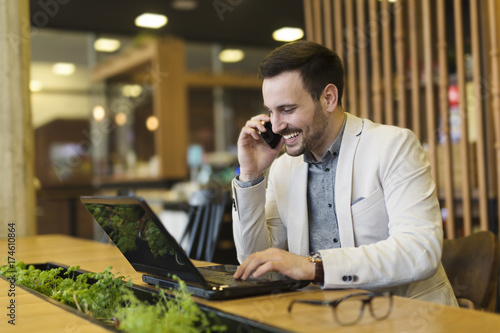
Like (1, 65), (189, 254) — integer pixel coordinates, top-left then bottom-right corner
(285, 103), (328, 157)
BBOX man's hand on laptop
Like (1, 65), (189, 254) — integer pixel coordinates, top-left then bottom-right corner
(233, 248), (315, 281)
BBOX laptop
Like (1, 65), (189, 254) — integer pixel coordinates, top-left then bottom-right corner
(80, 196), (310, 300)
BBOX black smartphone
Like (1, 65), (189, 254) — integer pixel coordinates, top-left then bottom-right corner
(259, 122), (282, 149)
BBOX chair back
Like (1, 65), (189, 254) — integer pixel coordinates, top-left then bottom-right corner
(441, 230), (499, 311)
(179, 189), (232, 263)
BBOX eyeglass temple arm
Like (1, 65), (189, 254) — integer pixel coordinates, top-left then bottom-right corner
(288, 299), (332, 312)
(288, 292), (392, 312)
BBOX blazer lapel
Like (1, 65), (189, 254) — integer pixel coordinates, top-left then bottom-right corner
(335, 113), (364, 248)
(287, 157), (309, 255)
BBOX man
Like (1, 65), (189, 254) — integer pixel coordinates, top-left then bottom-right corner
(231, 40), (457, 305)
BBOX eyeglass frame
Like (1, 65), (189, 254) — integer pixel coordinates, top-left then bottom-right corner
(288, 291), (393, 326)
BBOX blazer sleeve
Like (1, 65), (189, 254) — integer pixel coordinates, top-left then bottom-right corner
(231, 166), (288, 263)
(320, 127), (443, 290)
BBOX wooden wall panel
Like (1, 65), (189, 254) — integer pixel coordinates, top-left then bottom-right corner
(305, 0), (500, 238)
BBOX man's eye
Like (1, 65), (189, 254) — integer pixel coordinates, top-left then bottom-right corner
(284, 107), (296, 113)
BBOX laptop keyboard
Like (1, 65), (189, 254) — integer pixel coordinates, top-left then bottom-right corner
(198, 266), (283, 286)
(198, 267), (238, 285)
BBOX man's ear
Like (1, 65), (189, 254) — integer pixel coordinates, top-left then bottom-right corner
(323, 84), (338, 113)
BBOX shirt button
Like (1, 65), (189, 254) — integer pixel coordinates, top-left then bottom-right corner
(333, 238), (338, 243)
(333, 152), (338, 157)
(328, 203), (332, 208)
(325, 168), (330, 172)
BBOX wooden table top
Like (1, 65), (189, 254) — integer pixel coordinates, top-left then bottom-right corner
(1, 234), (499, 332)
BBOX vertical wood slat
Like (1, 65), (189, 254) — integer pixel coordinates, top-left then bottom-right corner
(487, 0), (500, 233)
(437, 0), (456, 239)
(408, 0), (421, 140)
(357, 0), (369, 119)
(304, 0), (314, 42)
(313, 0), (323, 44)
(481, 0), (498, 202)
(369, 0), (383, 124)
(453, 0), (472, 235)
(422, 0), (439, 193)
(394, 1), (406, 128)
(323, 0), (333, 50)
(344, 0), (358, 116)
(381, 0), (394, 125)
(470, 0), (489, 231)
(333, 0), (345, 106)
(333, 0), (344, 62)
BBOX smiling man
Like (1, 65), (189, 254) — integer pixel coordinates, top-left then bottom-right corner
(231, 40), (457, 305)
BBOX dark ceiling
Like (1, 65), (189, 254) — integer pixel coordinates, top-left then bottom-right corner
(29, 0), (305, 47)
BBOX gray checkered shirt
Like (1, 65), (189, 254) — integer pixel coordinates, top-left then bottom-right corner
(303, 115), (346, 252)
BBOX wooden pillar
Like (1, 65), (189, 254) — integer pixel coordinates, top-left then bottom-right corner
(0, 0), (36, 238)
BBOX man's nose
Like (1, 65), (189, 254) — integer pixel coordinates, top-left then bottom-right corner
(270, 114), (286, 133)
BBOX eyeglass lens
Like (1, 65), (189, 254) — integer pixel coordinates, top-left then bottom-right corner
(334, 293), (392, 326)
(335, 297), (365, 325)
(369, 294), (392, 320)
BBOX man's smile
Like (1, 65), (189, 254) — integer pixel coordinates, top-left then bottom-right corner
(283, 131), (300, 140)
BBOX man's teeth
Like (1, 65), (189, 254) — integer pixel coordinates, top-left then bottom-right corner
(283, 132), (300, 140)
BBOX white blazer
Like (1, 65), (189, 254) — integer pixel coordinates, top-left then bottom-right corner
(232, 113), (457, 305)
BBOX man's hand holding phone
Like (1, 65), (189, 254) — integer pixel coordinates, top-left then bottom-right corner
(259, 121), (282, 149)
(237, 115), (284, 182)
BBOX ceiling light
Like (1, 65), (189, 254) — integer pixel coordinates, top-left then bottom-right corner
(93, 105), (106, 122)
(272, 27), (304, 42)
(52, 62), (75, 76)
(172, 0), (199, 10)
(115, 112), (128, 126)
(219, 49), (245, 63)
(30, 80), (43, 92)
(94, 38), (121, 52)
(135, 13), (168, 29)
(146, 116), (159, 131)
(122, 84), (143, 98)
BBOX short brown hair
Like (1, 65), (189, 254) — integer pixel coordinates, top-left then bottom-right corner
(258, 41), (344, 105)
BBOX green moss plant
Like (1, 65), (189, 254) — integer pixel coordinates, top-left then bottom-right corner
(1, 261), (225, 333)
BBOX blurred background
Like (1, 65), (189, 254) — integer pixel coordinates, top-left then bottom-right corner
(6, 0), (500, 253)
(29, 0), (304, 246)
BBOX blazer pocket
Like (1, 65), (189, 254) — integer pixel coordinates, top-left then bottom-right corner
(351, 187), (389, 245)
(351, 187), (384, 217)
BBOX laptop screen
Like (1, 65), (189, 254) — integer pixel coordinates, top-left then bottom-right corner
(81, 197), (208, 287)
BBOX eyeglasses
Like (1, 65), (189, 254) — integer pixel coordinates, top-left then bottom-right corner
(288, 291), (393, 326)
